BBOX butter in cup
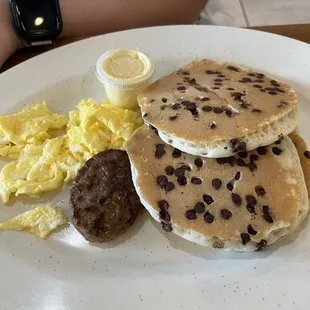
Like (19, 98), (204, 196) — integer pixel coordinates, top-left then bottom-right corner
(96, 49), (155, 110)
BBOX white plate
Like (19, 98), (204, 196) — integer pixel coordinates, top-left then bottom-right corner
(1, 25), (310, 310)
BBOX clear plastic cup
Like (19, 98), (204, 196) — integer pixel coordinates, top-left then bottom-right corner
(96, 49), (155, 110)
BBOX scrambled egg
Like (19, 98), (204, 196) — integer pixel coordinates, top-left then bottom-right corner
(0, 102), (68, 159)
(0, 136), (83, 203)
(0, 204), (67, 238)
(67, 98), (143, 162)
(0, 99), (142, 203)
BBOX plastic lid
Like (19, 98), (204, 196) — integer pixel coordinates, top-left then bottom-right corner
(96, 49), (155, 89)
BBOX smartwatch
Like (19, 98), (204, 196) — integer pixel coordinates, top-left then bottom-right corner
(9, 0), (63, 47)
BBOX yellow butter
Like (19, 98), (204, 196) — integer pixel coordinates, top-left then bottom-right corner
(96, 49), (155, 110)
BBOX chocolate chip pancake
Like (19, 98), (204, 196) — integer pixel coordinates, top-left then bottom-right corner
(289, 131), (310, 197)
(138, 59), (298, 158)
(126, 125), (309, 252)
(70, 150), (144, 243)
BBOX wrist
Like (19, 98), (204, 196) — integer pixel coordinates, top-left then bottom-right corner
(0, 1), (24, 52)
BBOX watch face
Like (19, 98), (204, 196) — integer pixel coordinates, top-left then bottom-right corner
(11, 0), (62, 38)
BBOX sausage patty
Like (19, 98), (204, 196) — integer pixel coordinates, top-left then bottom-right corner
(70, 150), (144, 242)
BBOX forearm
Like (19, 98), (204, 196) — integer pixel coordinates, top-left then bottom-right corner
(0, 0), (22, 67)
(60, 0), (207, 37)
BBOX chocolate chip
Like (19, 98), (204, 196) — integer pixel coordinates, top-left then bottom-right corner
(246, 195), (257, 210)
(238, 152), (248, 158)
(255, 79), (264, 83)
(252, 109), (262, 113)
(210, 122), (216, 129)
(263, 213), (274, 224)
(227, 182), (234, 191)
(257, 73), (265, 78)
(212, 178), (222, 190)
(185, 210), (197, 220)
(247, 224), (258, 235)
(182, 100), (196, 110)
(181, 165), (191, 171)
(177, 176), (187, 186)
(221, 209), (232, 219)
(256, 239), (267, 251)
(247, 204), (256, 214)
(206, 70), (215, 74)
(150, 99), (155, 103)
(231, 193), (242, 206)
(218, 74), (225, 78)
(242, 77), (252, 83)
(230, 139), (247, 152)
(268, 91), (278, 95)
(172, 148), (182, 158)
(212, 87), (220, 90)
(162, 98), (167, 103)
(177, 86), (186, 91)
(227, 87), (235, 91)
(202, 105), (213, 112)
(255, 185), (266, 196)
(240, 103), (250, 109)
(172, 103), (181, 110)
(226, 156), (236, 167)
(257, 146), (267, 155)
(235, 172), (241, 180)
(253, 84), (262, 89)
(236, 158), (246, 167)
(194, 202), (205, 214)
(246, 195), (257, 204)
(214, 79), (223, 82)
(272, 147), (282, 155)
(201, 97), (210, 101)
(216, 158), (227, 165)
(231, 92), (245, 101)
(250, 154), (259, 161)
(227, 66), (239, 72)
(169, 115), (178, 121)
(155, 144), (166, 159)
(240, 233), (251, 245)
(158, 200), (169, 211)
(143, 113), (148, 117)
(260, 89), (266, 92)
(213, 107), (223, 114)
(225, 109), (233, 117)
(182, 71), (189, 75)
(157, 175), (168, 188)
(304, 151), (310, 159)
(203, 194), (214, 205)
(165, 182), (175, 191)
(174, 167), (185, 178)
(161, 222), (172, 232)
(191, 177), (202, 185)
(194, 158), (203, 168)
(248, 73), (256, 77)
(159, 210), (171, 222)
(249, 162), (257, 172)
(165, 166), (174, 176)
(204, 211), (214, 223)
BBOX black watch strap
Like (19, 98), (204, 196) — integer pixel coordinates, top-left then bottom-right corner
(9, 0), (63, 46)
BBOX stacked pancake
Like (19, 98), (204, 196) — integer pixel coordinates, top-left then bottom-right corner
(126, 59), (310, 252)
